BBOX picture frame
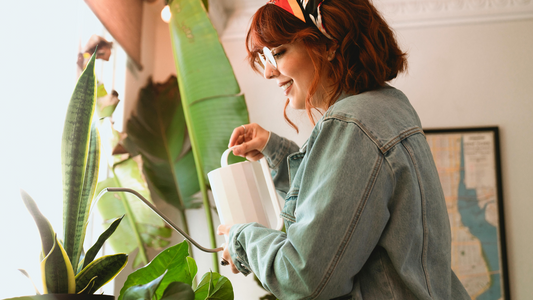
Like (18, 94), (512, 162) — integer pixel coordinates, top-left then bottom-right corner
(423, 126), (510, 299)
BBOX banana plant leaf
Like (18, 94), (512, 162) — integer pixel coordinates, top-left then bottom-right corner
(61, 51), (99, 273)
(168, 0), (250, 270)
(124, 76), (201, 211)
(96, 158), (172, 268)
(117, 241), (196, 300)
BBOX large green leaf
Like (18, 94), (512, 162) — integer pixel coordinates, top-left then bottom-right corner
(194, 272), (233, 300)
(61, 51), (98, 268)
(125, 76), (201, 211)
(168, 0), (249, 270)
(122, 271), (167, 300)
(162, 282), (195, 300)
(169, 0), (249, 176)
(96, 159), (171, 268)
(118, 241), (196, 300)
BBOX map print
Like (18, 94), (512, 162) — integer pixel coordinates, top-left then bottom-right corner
(426, 132), (503, 300)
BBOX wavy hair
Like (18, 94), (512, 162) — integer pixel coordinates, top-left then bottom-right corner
(246, 0), (408, 130)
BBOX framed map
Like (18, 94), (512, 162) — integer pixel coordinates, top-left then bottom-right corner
(424, 127), (510, 300)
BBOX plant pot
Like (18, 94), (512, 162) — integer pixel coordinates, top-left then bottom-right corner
(4, 295), (114, 300)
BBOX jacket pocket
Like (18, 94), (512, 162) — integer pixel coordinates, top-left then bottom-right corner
(280, 192), (297, 229)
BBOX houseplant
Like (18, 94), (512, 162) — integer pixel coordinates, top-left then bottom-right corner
(8, 51), (127, 298)
(118, 241), (233, 300)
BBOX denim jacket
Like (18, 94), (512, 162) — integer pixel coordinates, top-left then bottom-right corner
(228, 85), (470, 300)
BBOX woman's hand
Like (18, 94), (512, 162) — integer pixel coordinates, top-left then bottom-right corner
(217, 224), (240, 274)
(228, 123), (270, 161)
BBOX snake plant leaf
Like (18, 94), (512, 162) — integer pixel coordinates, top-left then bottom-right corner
(75, 253), (128, 294)
(122, 271), (167, 300)
(125, 76), (201, 211)
(17, 269), (41, 295)
(71, 123), (100, 273)
(96, 159), (171, 268)
(118, 241), (193, 300)
(77, 276), (97, 294)
(194, 271), (233, 300)
(41, 234), (76, 294)
(61, 50), (97, 268)
(82, 215), (125, 270)
(161, 282), (195, 300)
(20, 189), (55, 259)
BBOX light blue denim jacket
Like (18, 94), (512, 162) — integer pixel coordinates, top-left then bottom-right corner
(228, 85), (470, 299)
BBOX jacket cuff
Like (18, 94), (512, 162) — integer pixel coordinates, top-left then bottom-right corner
(228, 223), (253, 276)
(261, 132), (291, 169)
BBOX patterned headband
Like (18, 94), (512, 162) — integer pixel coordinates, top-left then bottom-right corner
(268, 0), (333, 39)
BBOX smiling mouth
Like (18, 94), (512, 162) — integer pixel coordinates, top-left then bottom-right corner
(281, 80), (293, 91)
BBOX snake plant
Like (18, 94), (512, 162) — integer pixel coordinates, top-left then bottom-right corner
(19, 51), (127, 295)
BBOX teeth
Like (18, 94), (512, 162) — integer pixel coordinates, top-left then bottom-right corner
(281, 80), (293, 91)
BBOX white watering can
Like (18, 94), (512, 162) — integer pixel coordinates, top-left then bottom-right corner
(97, 147), (283, 255)
(207, 147), (284, 232)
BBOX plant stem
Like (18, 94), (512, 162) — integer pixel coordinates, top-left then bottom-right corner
(180, 104), (219, 273)
(199, 175), (219, 272)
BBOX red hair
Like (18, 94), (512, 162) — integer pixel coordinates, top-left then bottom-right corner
(246, 0), (407, 130)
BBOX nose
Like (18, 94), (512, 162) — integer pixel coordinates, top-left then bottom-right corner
(263, 62), (278, 79)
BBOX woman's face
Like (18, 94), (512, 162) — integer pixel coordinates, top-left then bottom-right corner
(261, 41), (329, 110)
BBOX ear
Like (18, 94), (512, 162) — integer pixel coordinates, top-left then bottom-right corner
(327, 42), (338, 61)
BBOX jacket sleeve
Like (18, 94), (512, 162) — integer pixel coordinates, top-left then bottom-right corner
(228, 119), (395, 299)
(261, 131), (301, 199)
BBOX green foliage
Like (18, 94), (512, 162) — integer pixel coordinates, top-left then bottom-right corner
(61, 53), (100, 273)
(125, 76), (201, 211)
(96, 81), (174, 268)
(168, 0), (249, 270)
(96, 159), (172, 268)
(119, 241), (233, 300)
(20, 51), (127, 294)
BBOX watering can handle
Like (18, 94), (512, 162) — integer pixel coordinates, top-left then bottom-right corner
(221, 148), (284, 231)
(95, 187), (223, 253)
(259, 158), (284, 231)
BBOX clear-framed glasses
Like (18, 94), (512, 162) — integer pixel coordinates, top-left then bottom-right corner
(257, 45), (282, 70)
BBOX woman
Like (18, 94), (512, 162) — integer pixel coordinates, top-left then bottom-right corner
(217, 0), (470, 299)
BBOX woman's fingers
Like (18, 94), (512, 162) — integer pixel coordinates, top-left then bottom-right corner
(228, 125), (247, 148)
(217, 224), (231, 235)
(228, 123), (269, 158)
(245, 150), (264, 162)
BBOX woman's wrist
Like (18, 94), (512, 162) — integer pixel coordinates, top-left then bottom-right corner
(259, 131), (272, 152)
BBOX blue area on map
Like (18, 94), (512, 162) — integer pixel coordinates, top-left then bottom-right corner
(458, 138), (501, 299)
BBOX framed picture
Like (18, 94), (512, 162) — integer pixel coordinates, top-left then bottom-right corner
(424, 127), (510, 299)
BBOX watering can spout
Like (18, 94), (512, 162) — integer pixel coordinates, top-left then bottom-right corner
(95, 187), (223, 253)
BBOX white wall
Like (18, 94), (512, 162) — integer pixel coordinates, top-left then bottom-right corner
(392, 19), (533, 300)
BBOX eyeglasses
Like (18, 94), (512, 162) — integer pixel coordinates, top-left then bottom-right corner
(257, 45), (283, 70)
